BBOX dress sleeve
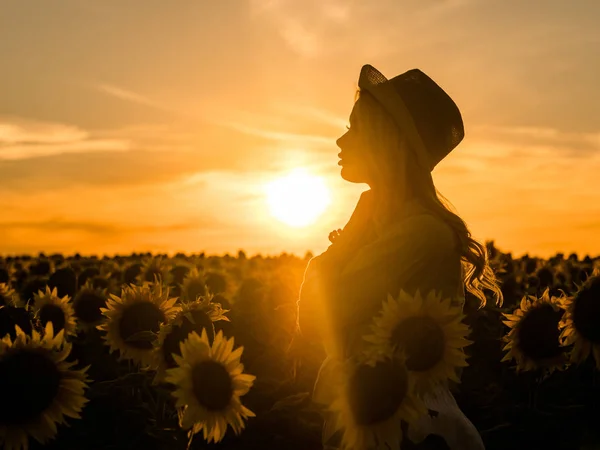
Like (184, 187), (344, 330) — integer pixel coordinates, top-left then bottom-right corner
(337, 213), (463, 335)
(341, 213), (457, 280)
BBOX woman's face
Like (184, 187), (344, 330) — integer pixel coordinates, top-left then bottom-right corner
(336, 99), (376, 185)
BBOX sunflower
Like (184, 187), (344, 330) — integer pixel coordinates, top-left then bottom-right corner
(33, 287), (77, 338)
(502, 288), (567, 372)
(123, 262), (143, 285)
(165, 329), (255, 444)
(138, 257), (171, 285)
(363, 290), (471, 396)
(170, 263), (192, 286)
(98, 283), (179, 367)
(0, 283), (22, 308)
(204, 271), (228, 296)
(327, 352), (425, 450)
(154, 295), (230, 383)
(72, 281), (108, 330)
(181, 267), (208, 302)
(0, 266), (10, 284)
(48, 266), (78, 299)
(0, 322), (89, 450)
(559, 273), (600, 369)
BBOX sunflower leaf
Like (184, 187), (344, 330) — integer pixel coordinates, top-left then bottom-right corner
(270, 392), (311, 412)
(125, 330), (158, 343)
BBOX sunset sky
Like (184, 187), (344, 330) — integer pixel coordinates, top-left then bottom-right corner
(1, 0), (599, 258)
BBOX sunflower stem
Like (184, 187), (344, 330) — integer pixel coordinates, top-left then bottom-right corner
(534, 371), (540, 410)
(186, 430), (195, 450)
(142, 374), (158, 415)
(593, 367), (598, 417)
(528, 369), (541, 410)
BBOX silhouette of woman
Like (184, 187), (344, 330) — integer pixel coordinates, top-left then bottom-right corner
(296, 65), (503, 450)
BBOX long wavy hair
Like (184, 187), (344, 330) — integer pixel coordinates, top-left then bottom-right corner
(354, 90), (503, 308)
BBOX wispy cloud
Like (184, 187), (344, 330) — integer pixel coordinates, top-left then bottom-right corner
(213, 105), (345, 151)
(247, 0), (475, 60)
(248, 0), (353, 57)
(0, 219), (223, 235)
(94, 83), (169, 111)
(274, 103), (348, 129)
(416, 0), (473, 19)
(220, 121), (333, 146)
(0, 117), (88, 144)
(468, 125), (600, 157)
(0, 140), (130, 160)
(0, 142), (282, 193)
(0, 117), (131, 160)
(432, 124), (600, 257)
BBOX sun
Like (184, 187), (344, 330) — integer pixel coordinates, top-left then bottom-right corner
(265, 168), (331, 227)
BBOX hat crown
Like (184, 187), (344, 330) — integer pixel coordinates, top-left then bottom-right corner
(359, 65), (464, 171)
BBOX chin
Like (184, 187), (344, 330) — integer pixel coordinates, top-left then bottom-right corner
(340, 166), (367, 184)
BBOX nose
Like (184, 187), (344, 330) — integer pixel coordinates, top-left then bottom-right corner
(336, 131), (347, 149)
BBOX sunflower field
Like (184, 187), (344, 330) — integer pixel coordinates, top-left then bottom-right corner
(0, 242), (599, 450)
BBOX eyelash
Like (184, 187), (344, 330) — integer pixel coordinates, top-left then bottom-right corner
(346, 125), (350, 130)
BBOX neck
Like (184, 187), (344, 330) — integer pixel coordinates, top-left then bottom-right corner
(368, 183), (408, 226)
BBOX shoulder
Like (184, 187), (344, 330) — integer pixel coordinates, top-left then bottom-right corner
(340, 209), (459, 277)
(387, 210), (457, 255)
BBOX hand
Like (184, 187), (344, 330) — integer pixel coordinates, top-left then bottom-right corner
(333, 191), (375, 245)
(322, 191), (376, 265)
(328, 229), (343, 243)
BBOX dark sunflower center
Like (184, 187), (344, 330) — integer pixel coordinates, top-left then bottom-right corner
(205, 273), (227, 295)
(571, 280), (600, 343)
(39, 304), (67, 333)
(347, 359), (408, 426)
(517, 303), (563, 360)
(20, 278), (48, 306)
(74, 290), (107, 324)
(536, 269), (554, 289)
(123, 264), (142, 284)
(144, 267), (163, 283)
(118, 302), (165, 349)
(191, 360), (233, 411)
(390, 317), (446, 371)
(170, 266), (190, 285)
(92, 276), (110, 291)
(0, 349), (61, 425)
(185, 280), (206, 301)
(189, 310), (216, 342)
(48, 267), (77, 298)
(162, 311), (215, 367)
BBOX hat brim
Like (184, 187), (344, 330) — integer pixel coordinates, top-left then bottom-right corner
(358, 64), (432, 172)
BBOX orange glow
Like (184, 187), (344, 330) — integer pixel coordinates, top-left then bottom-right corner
(265, 169), (331, 228)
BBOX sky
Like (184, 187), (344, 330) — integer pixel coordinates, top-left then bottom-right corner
(0, 0), (599, 258)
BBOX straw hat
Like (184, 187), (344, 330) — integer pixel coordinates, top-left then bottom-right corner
(358, 64), (464, 172)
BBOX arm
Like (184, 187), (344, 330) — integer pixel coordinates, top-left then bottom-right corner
(295, 190), (376, 342)
(295, 254), (338, 344)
